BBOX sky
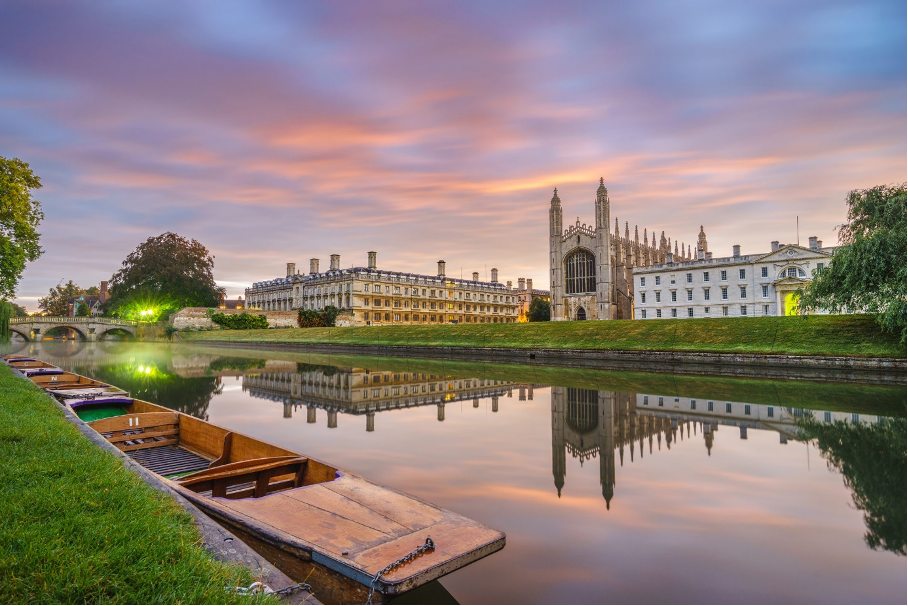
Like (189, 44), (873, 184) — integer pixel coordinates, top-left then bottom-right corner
(1, 0), (904, 311)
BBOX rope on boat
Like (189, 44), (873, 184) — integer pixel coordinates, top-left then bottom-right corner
(366, 536), (435, 605)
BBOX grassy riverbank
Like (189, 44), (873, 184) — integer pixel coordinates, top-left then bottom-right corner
(183, 314), (904, 357)
(0, 365), (273, 604)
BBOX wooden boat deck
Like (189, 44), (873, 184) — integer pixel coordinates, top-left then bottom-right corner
(211, 473), (504, 588)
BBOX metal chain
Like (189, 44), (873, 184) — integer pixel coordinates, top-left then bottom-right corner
(366, 537), (435, 605)
(229, 581), (313, 599)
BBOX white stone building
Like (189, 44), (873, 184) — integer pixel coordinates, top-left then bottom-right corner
(245, 252), (520, 326)
(633, 232), (835, 319)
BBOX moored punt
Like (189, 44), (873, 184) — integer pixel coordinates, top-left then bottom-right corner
(17, 367), (65, 378)
(7, 359), (58, 369)
(31, 363), (505, 604)
(28, 373), (110, 390)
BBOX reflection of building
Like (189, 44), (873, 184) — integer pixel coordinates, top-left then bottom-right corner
(552, 387), (880, 508)
(243, 366), (533, 431)
(633, 235), (837, 319)
(549, 179), (694, 321)
(245, 252), (520, 325)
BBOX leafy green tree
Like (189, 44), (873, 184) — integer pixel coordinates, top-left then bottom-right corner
(798, 416), (906, 556)
(75, 301), (90, 317)
(106, 232), (225, 320)
(0, 157), (44, 300)
(38, 280), (84, 316)
(799, 184), (907, 341)
(8, 302), (27, 317)
(0, 301), (11, 343)
(527, 298), (551, 322)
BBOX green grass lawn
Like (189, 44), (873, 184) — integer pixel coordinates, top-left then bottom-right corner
(0, 364), (275, 604)
(184, 314), (905, 357)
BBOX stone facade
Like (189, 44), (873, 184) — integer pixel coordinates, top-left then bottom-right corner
(246, 253), (521, 326)
(633, 235), (836, 319)
(549, 179), (693, 321)
(170, 307), (298, 330)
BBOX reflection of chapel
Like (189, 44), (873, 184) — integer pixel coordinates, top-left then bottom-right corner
(548, 179), (693, 321)
(551, 388), (707, 508)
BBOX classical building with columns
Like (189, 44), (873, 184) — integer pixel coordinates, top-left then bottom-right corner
(245, 252), (520, 325)
(633, 234), (836, 319)
(549, 179), (693, 321)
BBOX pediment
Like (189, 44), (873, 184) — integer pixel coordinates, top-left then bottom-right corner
(755, 244), (830, 264)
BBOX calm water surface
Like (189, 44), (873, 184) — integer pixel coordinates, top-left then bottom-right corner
(12, 341), (906, 604)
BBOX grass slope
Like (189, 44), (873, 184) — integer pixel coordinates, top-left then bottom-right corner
(184, 314), (905, 357)
(0, 365), (274, 604)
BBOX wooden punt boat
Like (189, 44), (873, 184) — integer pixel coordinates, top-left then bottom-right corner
(29, 367), (505, 604)
(27, 372), (110, 390)
(7, 359), (59, 370)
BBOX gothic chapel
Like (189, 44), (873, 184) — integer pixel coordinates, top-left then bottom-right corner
(549, 179), (693, 320)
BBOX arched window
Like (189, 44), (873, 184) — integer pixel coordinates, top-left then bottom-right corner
(779, 266), (807, 279)
(565, 249), (596, 294)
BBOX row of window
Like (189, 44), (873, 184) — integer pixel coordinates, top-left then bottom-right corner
(639, 264), (820, 287)
(641, 285), (772, 303)
(640, 304), (772, 318)
(642, 396), (759, 416)
(363, 312), (513, 324)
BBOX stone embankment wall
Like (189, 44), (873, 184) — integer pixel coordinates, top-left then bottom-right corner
(170, 308), (298, 330)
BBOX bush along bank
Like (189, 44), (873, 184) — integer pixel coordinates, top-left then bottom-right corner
(0, 364), (277, 605)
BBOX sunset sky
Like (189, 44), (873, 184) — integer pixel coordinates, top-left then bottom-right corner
(2, 0), (904, 310)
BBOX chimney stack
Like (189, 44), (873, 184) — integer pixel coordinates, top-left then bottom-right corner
(330, 254), (340, 270)
(437, 260), (446, 278)
(286, 262), (296, 278)
(518, 277), (526, 291)
(816, 239), (822, 248)
(506, 280), (512, 289)
(100, 281), (109, 302)
(807, 236), (817, 250)
(732, 245), (741, 257)
(771, 241), (780, 252)
(309, 258), (319, 274)
(472, 271), (479, 282)
(697, 249), (705, 260)
(490, 268), (499, 283)
(666, 252), (674, 264)
(527, 278), (533, 292)
(367, 251), (377, 270)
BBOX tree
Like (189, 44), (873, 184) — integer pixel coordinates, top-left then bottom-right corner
(8, 302), (27, 317)
(527, 298), (551, 322)
(38, 280), (84, 316)
(75, 301), (90, 316)
(105, 232), (225, 320)
(799, 184), (907, 341)
(0, 157), (44, 300)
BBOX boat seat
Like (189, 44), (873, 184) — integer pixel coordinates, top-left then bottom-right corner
(178, 456), (309, 499)
(87, 412), (180, 452)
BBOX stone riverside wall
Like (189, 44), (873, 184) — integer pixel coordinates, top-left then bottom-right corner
(170, 308), (298, 330)
(191, 340), (906, 385)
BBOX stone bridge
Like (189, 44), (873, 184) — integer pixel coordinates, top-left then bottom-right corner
(8, 316), (139, 341)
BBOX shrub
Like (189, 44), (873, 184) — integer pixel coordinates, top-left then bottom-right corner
(210, 312), (268, 330)
(297, 306), (340, 328)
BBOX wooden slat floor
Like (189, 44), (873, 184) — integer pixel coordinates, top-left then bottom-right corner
(130, 445), (211, 477)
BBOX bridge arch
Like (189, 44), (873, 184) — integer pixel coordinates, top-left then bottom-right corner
(8, 327), (30, 342)
(43, 325), (89, 341)
(98, 327), (137, 341)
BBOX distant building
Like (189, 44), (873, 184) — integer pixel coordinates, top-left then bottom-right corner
(68, 281), (109, 316)
(219, 295), (245, 310)
(633, 231), (836, 319)
(245, 252), (520, 325)
(514, 278), (551, 322)
(549, 179), (694, 321)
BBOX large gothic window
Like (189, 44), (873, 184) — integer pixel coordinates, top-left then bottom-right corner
(565, 249), (596, 294)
